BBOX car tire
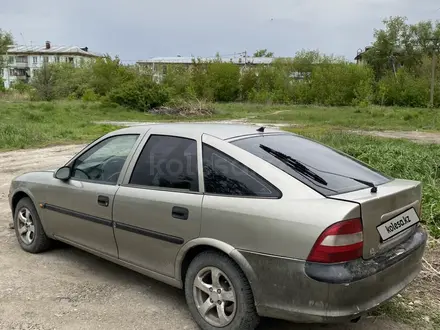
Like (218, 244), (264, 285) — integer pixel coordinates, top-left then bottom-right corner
(14, 197), (52, 253)
(184, 251), (260, 330)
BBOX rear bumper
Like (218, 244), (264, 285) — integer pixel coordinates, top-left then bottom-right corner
(239, 226), (427, 323)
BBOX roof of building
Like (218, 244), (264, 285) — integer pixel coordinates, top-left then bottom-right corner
(137, 56), (275, 65)
(110, 123), (285, 141)
(6, 44), (102, 57)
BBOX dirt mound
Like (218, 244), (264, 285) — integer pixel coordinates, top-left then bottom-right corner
(150, 100), (215, 117)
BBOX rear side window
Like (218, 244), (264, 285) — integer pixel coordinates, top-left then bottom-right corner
(232, 134), (391, 196)
(202, 143), (281, 198)
(130, 135), (199, 192)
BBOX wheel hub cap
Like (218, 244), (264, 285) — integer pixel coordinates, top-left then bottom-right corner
(17, 207), (35, 245)
(193, 266), (237, 327)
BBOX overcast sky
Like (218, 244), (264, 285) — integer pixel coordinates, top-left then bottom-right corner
(1, 0), (439, 62)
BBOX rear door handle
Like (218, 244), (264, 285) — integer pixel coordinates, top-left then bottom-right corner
(172, 206), (189, 220)
(97, 195), (109, 207)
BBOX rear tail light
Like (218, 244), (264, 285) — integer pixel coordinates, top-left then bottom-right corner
(307, 218), (363, 263)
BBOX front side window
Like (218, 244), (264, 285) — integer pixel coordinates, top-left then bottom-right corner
(202, 144), (281, 198)
(130, 135), (199, 192)
(232, 133), (391, 196)
(72, 134), (139, 184)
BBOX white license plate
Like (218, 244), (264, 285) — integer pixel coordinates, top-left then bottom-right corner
(377, 208), (420, 241)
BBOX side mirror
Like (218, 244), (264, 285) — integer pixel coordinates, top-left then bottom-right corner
(55, 166), (71, 181)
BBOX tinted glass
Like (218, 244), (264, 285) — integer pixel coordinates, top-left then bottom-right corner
(130, 135), (199, 192)
(202, 144), (281, 197)
(232, 134), (391, 196)
(72, 134), (139, 184)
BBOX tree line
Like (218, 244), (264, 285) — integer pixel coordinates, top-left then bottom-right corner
(3, 16), (440, 109)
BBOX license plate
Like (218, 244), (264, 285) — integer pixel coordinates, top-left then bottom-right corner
(377, 208), (420, 241)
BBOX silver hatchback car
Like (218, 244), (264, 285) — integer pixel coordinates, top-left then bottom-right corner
(9, 124), (427, 330)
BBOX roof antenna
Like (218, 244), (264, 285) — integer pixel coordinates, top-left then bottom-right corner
(256, 126), (265, 132)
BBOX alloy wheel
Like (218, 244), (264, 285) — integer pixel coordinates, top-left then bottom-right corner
(17, 207), (35, 245)
(193, 266), (237, 327)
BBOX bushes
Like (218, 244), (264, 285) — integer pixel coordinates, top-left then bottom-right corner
(376, 69), (430, 107)
(24, 51), (440, 108)
(309, 63), (375, 106)
(206, 62), (240, 102)
(108, 75), (170, 111)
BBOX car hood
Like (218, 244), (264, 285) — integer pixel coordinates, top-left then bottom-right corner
(12, 169), (56, 182)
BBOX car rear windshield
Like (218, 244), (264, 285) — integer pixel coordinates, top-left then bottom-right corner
(231, 133), (391, 196)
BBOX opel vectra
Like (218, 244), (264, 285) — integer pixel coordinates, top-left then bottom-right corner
(9, 124), (427, 330)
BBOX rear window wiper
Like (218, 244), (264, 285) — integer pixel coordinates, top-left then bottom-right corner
(329, 174), (378, 193)
(259, 144), (328, 186)
(295, 162), (379, 194)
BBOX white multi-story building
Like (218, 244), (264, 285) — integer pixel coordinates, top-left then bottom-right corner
(2, 41), (102, 89)
(137, 56), (275, 82)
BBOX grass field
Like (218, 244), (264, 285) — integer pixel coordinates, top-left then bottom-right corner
(1, 101), (440, 151)
(216, 103), (440, 131)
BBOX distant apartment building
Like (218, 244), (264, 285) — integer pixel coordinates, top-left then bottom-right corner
(1, 41), (102, 89)
(137, 56), (275, 81)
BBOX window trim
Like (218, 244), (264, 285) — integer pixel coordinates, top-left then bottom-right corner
(127, 134), (201, 193)
(67, 133), (141, 186)
(123, 183), (202, 195)
(202, 142), (282, 199)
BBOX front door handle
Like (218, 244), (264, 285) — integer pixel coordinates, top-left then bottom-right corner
(172, 206), (189, 220)
(97, 195), (109, 207)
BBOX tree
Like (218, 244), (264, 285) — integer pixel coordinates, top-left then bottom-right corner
(31, 64), (56, 100)
(0, 29), (13, 89)
(0, 29), (13, 58)
(89, 55), (136, 96)
(363, 16), (440, 78)
(253, 49), (274, 57)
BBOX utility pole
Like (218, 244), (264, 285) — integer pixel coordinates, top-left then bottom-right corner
(430, 50), (436, 107)
(428, 38), (440, 107)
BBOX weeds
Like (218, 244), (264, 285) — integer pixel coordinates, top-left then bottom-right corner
(215, 103), (440, 131)
(0, 101), (129, 150)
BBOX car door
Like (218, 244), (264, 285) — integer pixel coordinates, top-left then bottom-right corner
(42, 133), (141, 257)
(113, 128), (203, 277)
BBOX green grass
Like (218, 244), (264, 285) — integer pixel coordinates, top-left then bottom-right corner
(2, 101), (440, 152)
(0, 101), (146, 150)
(1, 100), (439, 236)
(287, 127), (440, 238)
(215, 103), (440, 131)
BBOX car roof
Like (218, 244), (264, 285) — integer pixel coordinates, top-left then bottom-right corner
(108, 123), (287, 141)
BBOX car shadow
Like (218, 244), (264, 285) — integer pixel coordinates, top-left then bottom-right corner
(49, 244), (381, 330)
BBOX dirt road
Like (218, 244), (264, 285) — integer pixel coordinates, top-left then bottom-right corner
(0, 145), (415, 330)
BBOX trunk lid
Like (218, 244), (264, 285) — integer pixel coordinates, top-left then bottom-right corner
(330, 179), (422, 259)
